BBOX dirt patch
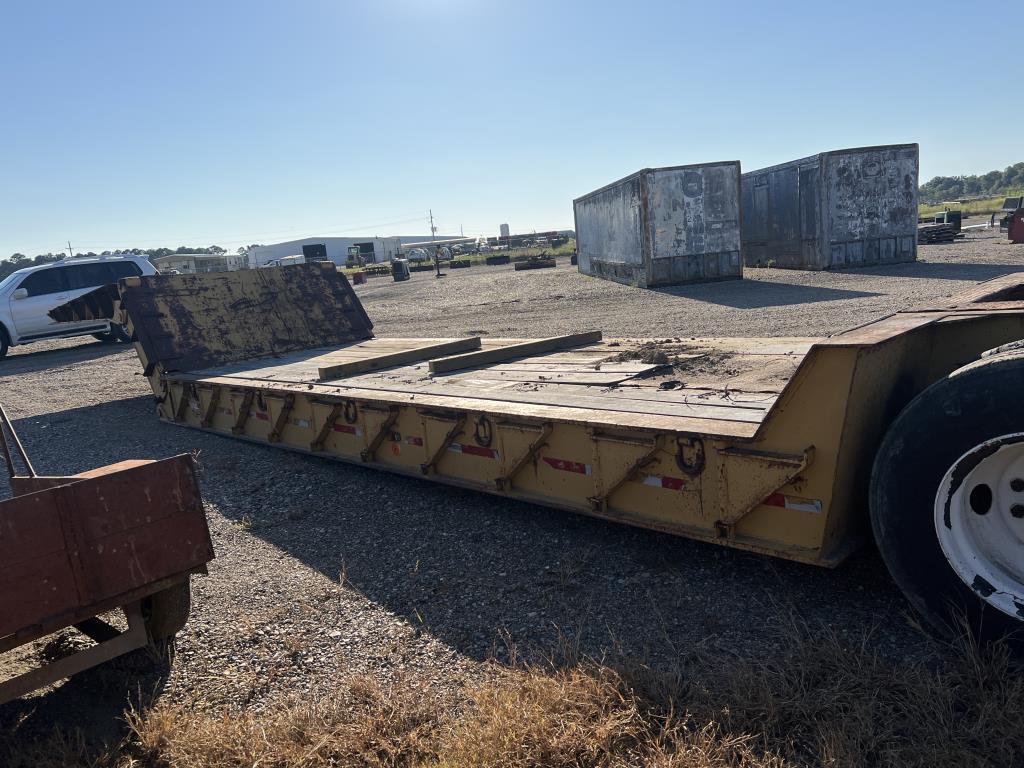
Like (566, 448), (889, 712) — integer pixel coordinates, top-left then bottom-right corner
(672, 351), (740, 378)
(611, 340), (693, 365)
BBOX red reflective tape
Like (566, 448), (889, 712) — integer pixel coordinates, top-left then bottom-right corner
(450, 443), (499, 459)
(763, 493), (822, 514)
(642, 475), (686, 490)
(253, 411), (270, 421)
(332, 424), (362, 436)
(406, 436), (423, 446)
(542, 457), (592, 475)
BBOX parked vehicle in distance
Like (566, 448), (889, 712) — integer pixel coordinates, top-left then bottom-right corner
(261, 255), (305, 268)
(406, 248), (429, 262)
(0, 255), (156, 358)
(478, 244), (492, 253)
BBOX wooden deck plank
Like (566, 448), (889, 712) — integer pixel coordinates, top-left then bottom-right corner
(317, 337), (482, 381)
(336, 380), (768, 423)
(436, 369), (656, 386)
(428, 331), (603, 374)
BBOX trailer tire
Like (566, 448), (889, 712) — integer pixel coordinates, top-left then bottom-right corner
(871, 352), (1024, 651)
(142, 580), (191, 641)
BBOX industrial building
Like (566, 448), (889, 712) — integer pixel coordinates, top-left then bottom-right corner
(573, 162), (743, 288)
(152, 252), (247, 273)
(741, 144), (919, 270)
(247, 237), (403, 268)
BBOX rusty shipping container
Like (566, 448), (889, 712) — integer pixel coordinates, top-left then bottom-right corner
(741, 144), (919, 270)
(573, 162), (743, 288)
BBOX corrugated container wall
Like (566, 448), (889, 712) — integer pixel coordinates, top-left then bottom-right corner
(741, 144), (919, 270)
(573, 162), (742, 288)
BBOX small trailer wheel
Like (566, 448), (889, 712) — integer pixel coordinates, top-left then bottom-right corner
(871, 351), (1024, 651)
(142, 580), (192, 641)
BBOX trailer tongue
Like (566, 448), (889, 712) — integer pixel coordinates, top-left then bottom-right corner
(53, 263), (1024, 647)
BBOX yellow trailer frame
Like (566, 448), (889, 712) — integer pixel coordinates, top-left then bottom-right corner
(60, 265), (1024, 568)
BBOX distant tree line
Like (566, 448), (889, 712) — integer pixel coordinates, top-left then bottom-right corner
(919, 162), (1024, 204)
(0, 244), (264, 281)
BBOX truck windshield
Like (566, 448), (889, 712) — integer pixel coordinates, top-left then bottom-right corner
(0, 271), (26, 292)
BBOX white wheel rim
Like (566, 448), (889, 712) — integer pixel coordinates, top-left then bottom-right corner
(935, 433), (1024, 620)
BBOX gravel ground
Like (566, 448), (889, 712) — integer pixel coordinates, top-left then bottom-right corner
(2, 228), (1022, 737)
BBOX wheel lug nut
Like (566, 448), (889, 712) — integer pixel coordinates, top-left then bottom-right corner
(1012, 504), (1024, 518)
(1012, 479), (1024, 492)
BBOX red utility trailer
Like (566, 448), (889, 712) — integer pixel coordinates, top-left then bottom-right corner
(0, 404), (213, 705)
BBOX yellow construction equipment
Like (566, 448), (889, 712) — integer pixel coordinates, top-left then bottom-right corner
(52, 264), (1024, 648)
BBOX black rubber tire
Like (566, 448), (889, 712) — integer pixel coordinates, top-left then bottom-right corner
(142, 580), (192, 641)
(94, 323), (131, 343)
(0, 327), (8, 360)
(871, 351), (1024, 651)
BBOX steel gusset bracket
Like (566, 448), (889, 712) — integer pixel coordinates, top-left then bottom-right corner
(495, 423), (553, 491)
(421, 414), (467, 475)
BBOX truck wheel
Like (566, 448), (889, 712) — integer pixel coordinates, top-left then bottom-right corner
(871, 352), (1024, 651)
(0, 328), (8, 359)
(142, 580), (191, 641)
(94, 323), (131, 343)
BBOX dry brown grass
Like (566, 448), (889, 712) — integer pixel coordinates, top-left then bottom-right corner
(3, 620), (1021, 768)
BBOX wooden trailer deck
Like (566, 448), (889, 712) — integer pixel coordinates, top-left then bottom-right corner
(172, 335), (814, 440)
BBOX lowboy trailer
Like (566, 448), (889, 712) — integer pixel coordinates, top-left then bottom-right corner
(54, 263), (1024, 646)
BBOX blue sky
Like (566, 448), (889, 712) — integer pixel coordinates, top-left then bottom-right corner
(1, 0), (1020, 256)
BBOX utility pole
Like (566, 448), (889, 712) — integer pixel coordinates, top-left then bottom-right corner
(430, 209), (445, 279)
(67, 241), (74, 259)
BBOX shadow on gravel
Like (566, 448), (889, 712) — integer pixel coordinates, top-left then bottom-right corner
(8, 397), (930, 677)
(0, 647), (170, 755)
(828, 260), (1024, 281)
(0, 339), (129, 377)
(652, 280), (880, 308)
